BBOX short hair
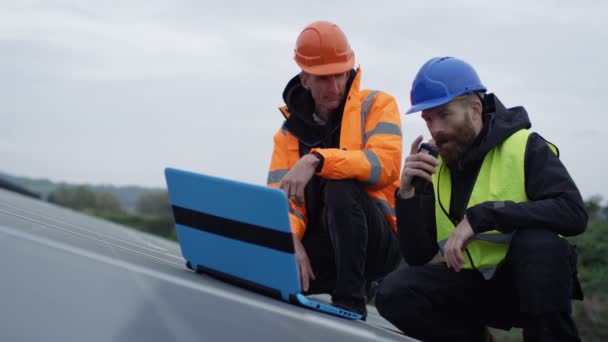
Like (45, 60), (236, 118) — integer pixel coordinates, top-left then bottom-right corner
(456, 92), (484, 110)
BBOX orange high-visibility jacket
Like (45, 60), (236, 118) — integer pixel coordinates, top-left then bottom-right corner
(267, 68), (403, 239)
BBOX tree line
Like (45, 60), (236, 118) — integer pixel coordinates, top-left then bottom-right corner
(47, 185), (176, 240)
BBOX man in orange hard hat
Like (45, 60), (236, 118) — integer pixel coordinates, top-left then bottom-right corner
(266, 21), (402, 318)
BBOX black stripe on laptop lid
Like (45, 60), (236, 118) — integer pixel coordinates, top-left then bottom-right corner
(172, 205), (294, 254)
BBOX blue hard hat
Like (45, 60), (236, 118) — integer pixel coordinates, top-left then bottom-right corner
(406, 57), (487, 114)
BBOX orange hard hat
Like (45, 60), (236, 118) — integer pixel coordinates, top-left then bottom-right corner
(294, 21), (355, 76)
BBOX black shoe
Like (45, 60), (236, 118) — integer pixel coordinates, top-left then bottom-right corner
(332, 297), (368, 321)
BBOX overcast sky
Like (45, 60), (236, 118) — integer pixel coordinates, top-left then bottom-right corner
(1, 0), (606, 200)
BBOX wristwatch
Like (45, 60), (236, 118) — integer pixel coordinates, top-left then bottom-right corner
(312, 152), (324, 173)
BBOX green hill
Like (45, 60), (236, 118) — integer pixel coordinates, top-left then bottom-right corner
(0, 171), (163, 211)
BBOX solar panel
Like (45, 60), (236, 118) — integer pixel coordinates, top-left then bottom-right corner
(0, 188), (411, 341)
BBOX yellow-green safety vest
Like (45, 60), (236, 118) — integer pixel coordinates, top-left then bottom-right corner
(432, 129), (557, 279)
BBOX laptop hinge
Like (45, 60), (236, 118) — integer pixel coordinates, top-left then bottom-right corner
(194, 263), (284, 300)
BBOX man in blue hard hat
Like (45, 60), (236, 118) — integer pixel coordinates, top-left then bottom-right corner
(375, 57), (587, 341)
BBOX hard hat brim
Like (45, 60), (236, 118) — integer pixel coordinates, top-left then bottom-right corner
(298, 58), (355, 76)
(405, 87), (487, 114)
(405, 94), (457, 114)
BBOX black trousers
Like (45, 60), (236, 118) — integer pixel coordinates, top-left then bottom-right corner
(376, 228), (581, 342)
(301, 180), (400, 305)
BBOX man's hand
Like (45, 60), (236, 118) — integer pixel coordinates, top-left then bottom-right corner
(279, 154), (320, 205)
(292, 234), (315, 292)
(444, 215), (475, 272)
(398, 135), (438, 199)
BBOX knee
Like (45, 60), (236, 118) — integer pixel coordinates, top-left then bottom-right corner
(509, 228), (568, 262)
(324, 180), (363, 210)
(376, 267), (445, 338)
(508, 228), (571, 276)
(375, 270), (419, 322)
(375, 273), (396, 315)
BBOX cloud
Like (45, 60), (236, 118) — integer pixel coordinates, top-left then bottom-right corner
(0, 3), (242, 80)
(0, 0), (606, 200)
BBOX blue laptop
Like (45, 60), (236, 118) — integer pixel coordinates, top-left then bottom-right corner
(164, 167), (363, 320)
